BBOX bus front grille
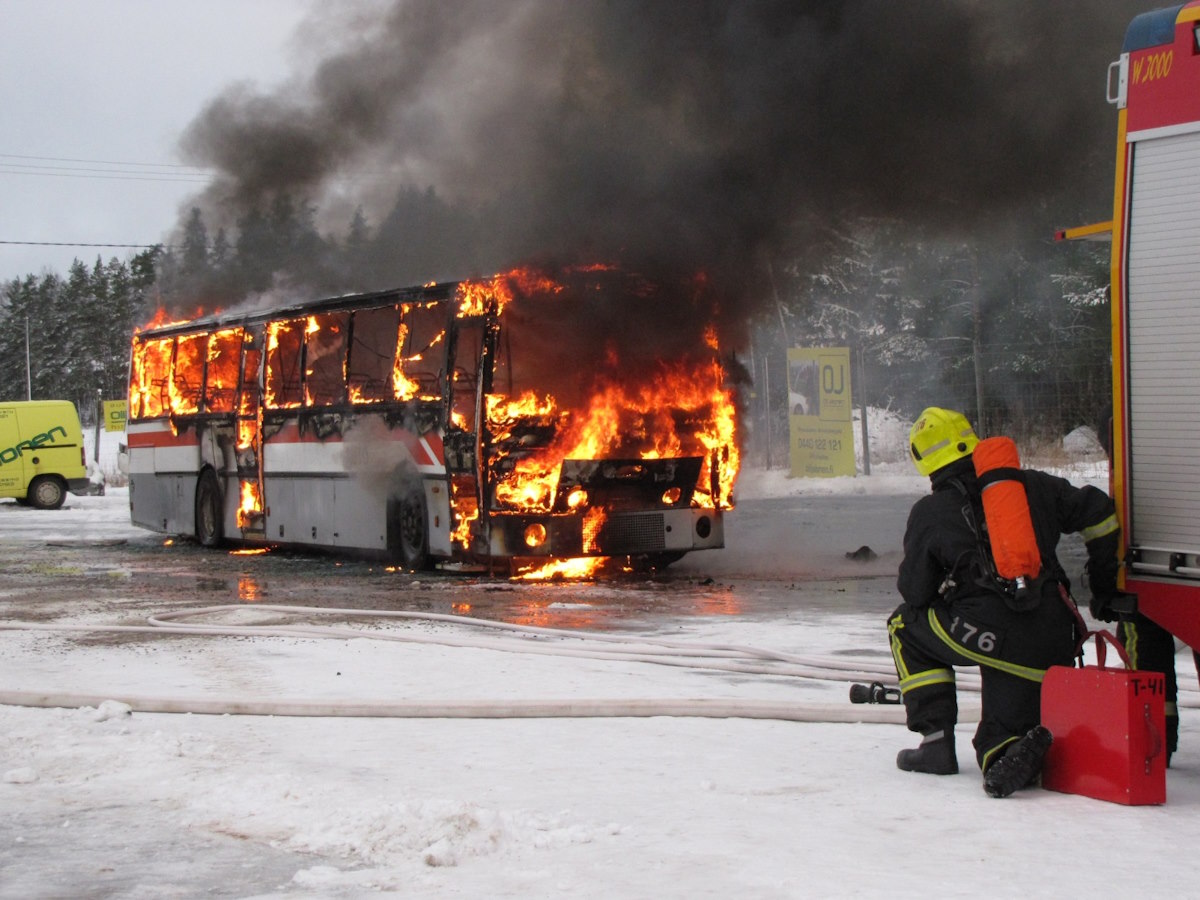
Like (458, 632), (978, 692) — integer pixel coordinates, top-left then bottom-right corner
(598, 513), (665, 554)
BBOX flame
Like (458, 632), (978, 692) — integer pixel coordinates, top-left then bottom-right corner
(455, 266), (564, 316)
(487, 355), (739, 514)
(581, 507), (608, 554)
(265, 320), (303, 409)
(129, 337), (174, 418)
(135, 305), (208, 334)
(391, 321), (421, 400)
(516, 557), (602, 581)
(237, 480), (263, 528)
(450, 476), (479, 550)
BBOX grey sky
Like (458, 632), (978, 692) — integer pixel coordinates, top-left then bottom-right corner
(0, 0), (315, 278)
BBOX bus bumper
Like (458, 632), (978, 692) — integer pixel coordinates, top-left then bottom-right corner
(486, 507), (725, 558)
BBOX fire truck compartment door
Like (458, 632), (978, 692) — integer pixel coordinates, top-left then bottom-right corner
(1126, 128), (1200, 566)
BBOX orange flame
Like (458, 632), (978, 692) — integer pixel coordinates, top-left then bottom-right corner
(237, 480), (263, 528)
(456, 266), (564, 316)
(450, 477), (479, 550)
(516, 557), (603, 581)
(487, 355), (739, 514)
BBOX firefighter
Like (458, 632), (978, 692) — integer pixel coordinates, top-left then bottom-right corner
(887, 407), (1121, 797)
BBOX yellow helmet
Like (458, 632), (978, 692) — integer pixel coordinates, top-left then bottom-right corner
(909, 407), (979, 477)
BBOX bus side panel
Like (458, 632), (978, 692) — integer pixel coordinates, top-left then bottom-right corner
(424, 479), (453, 558)
(333, 476), (388, 550)
(127, 421), (201, 535)
(261, 477), (297, 545)
(259, 423), (451, 557)
(128, 472), (198, 535)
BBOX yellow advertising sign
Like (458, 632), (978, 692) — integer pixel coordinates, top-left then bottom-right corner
(787, 347), (855, 477)
(103, 400), (128, 432)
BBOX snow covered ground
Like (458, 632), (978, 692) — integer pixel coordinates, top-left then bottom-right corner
(3, 440), (1200, 898)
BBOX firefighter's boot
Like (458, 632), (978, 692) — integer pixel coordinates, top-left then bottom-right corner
(983, 725), (1053, 798)
(896, 727), (958, 775)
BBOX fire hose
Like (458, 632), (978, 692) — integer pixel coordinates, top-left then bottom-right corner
(0, 603), (990, 723)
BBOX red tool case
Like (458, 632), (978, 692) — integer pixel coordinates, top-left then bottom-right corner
(1041, 630), (1166, 805)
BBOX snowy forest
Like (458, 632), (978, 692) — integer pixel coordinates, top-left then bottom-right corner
(0, 190), (1112, 465)
(2, 1), (1135, 466)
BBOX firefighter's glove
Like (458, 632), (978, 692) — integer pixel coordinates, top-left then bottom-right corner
(1085, 557), (1119, 617)
(1088, 590), (1138, 622)
(1088, 591), (1118, 623)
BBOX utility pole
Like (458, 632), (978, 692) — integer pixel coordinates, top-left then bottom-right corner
(25, 316), (31, 401)
(973, 290), (986, 435)
(94, 389), (102, 464)
(857, 344), (871, 475)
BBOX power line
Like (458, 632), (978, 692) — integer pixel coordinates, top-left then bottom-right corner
(0, 152), (212, 172)
(0, 240), (161, 249)
(0, 152), (214, 185)
(0, 167), (211, 184)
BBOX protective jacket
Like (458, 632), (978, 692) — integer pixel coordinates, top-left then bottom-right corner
(897, 458), (1119, 610)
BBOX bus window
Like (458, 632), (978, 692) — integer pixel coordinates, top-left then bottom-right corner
(131, 337), (174, 420)
(266, 319), (305, 409)
(171, 333), (206, 416)
(238, 331), (263, 424)
(398, 302), (448, 400)
(305, 312), (349, 406)
(450, 319), (484, 432)
(204, 328), (242, 414)
(347, 306), (400, 404)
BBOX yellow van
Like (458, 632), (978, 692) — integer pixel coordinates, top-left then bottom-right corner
(0, 400), (90, 509)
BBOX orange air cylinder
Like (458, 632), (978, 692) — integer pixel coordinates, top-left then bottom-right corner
(973, 436), (1042, 581)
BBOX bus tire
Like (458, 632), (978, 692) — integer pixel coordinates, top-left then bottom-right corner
(27, 475), (66, 510)
(195, 469), (224, 548)
(391, 476), (430, 570)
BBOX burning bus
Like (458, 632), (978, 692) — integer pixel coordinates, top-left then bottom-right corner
(124, 268), (737, 575)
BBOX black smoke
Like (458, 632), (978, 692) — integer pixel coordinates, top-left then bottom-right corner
(176, 0), (1148, 342)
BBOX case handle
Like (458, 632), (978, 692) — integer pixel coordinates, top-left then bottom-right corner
(1088, 628), (1133, 670)
(1144, 704), (1163, 774)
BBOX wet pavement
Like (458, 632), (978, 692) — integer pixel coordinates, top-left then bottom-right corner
(0, 492), (918, 638)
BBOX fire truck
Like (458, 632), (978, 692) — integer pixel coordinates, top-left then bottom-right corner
(1092, 2), (1200, 647)
(125, 271), (734, 574)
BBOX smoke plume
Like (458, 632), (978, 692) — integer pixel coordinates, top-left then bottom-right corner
(176, 0), (1148, 343)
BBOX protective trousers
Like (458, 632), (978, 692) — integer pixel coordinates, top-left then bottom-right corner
(888, 588), (1077, 771)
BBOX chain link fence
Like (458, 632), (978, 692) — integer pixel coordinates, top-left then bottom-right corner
(742, 338), (1112, 471)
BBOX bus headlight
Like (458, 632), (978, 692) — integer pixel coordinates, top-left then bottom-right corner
(524, 522), (548, 548)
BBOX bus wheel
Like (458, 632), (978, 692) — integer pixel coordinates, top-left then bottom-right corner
(195, 470), (224, 548)
(27, 475), (66, 510)
(392, 478), (430, 570)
